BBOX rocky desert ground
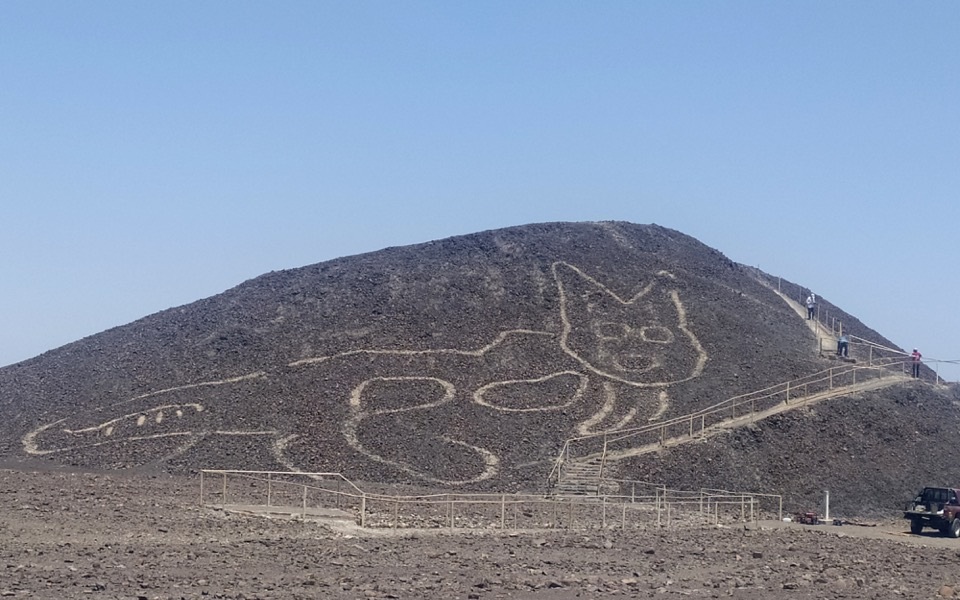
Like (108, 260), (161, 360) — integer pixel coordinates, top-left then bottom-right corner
(4, 222), (960, 599)
(4, 466), (960, 600)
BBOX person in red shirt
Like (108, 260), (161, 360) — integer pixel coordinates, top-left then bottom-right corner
(911, 348), (922, 378)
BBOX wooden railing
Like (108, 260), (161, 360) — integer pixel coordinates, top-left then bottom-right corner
(199, 469), (778, 529)
(548, 358), (912, 487)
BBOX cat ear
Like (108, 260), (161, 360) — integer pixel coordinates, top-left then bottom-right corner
(552, 261), (658, 306)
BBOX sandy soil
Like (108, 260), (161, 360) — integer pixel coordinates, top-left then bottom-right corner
(4, 468), (960, 600)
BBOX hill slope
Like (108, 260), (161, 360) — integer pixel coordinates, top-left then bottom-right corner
(0, 221), (949, 513)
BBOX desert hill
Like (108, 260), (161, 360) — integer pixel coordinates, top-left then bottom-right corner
(0, 221), (953, 515)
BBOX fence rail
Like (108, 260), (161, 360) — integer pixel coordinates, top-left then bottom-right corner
(549, 358), (912, 487)
(199, 470), (779, 531)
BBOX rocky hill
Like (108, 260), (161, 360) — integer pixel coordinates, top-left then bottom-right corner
(0, 221), (954, 515)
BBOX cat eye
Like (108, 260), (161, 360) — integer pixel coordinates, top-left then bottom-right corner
(639, 326), (674, 344)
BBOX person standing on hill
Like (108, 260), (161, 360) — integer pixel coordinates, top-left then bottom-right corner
(911, 348), (922, 378)
(805, 293), (816, 320)
(837, 334), (849, 357)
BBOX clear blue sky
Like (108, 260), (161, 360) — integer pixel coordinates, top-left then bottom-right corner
(2, 2), (958, 380)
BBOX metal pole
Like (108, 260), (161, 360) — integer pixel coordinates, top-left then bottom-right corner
(824, 490), (830, 521)
(221, 473), (227, 508)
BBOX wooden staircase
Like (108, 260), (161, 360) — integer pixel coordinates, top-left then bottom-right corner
(554, 457), (620, 496)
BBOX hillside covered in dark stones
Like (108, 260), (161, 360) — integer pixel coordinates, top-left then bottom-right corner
(0, 221), (954, 515)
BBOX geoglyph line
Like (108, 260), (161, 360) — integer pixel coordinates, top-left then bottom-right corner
(289, 330), (554, 367)
(25, 261), (707, 484)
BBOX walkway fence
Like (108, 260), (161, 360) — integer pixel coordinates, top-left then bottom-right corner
(199, 469), (780, 531)
(754, 268), (958, 383)
(549, 358), (913, 488)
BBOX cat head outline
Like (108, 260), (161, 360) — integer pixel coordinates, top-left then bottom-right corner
(552, 262), (707, 387)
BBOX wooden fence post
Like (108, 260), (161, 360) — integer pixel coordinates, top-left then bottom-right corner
(656, 489), (662, 526)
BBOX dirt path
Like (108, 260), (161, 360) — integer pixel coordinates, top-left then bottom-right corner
(769, 286), (839, 350)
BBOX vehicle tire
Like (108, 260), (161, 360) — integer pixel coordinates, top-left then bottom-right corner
(949, 518), (960, 539)
(910, 519), (923, 534)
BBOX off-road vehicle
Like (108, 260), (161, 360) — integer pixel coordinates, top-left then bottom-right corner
(904, 487), (960, 537)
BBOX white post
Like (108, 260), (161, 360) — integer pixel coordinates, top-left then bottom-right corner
(824, 490), (830, 521)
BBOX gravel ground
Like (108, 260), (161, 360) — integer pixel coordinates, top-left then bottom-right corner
(4, 468), (960, 600)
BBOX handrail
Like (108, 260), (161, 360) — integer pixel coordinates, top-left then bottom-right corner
(200, 469), (365, 496)
(549, 358), (912, 488)
(753, 269), (958, 382)
(597, 360), (907, 461)
(571, 358), (905, 446)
